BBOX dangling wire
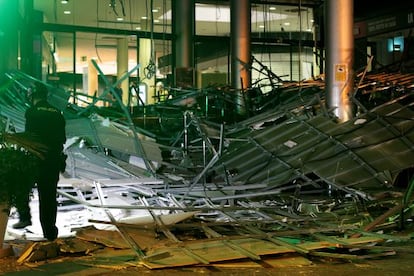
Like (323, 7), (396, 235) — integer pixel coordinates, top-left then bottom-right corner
(110, 0), (118, 16)
(128, 0), (133, 31)
(143, 0), (156, 80)
(215, 2), (219, 71)
(160, 0), (170, 82)
(298, 0), (305, 104)
(266, 4), (274, 75)
(119, 0), (126, 17)
(298, 0), (303, 83)
(94, 0), (102, 63)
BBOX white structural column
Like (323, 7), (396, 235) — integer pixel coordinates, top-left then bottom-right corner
(117, 37), (129, 105)
(325, 0), (354, 122)
(87, 58), (99, 105)
(139, 38), (154, 104)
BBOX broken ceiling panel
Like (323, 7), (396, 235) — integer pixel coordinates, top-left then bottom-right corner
(66, 115), (163, 167)
(2, 69), (414, 270)
(64, 143), (142, 181)
(208, 76), (414, 198)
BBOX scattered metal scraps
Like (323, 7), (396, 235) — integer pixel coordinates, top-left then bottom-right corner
(0, 67), (413, 269)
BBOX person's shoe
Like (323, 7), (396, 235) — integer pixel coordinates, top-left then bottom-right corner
(12, 220), (32, 229)
(46, 236), (57, 242)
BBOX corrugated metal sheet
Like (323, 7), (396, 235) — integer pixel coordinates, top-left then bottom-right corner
(209, 75), (414, 198)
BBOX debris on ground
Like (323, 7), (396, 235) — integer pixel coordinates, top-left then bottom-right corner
(0, 66), (413, 271)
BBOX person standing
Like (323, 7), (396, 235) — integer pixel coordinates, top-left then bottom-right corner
(13, 82), (66, 241)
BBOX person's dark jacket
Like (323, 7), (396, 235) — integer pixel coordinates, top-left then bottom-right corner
(25, 99), (66, 160)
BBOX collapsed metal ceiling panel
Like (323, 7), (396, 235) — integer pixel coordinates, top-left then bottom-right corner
(0, 71), (164, 188)
(1, 68), (414, 270)
(1, 69), (413, 203)
(66, 116), (163, 165)
(209, 77), (414, 199)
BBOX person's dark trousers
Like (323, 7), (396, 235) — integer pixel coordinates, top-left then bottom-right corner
(13, 192), (32, 228)
(37, 158), (60, 241)
(17, 195), (32, 222)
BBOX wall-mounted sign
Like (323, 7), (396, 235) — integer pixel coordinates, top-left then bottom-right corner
(335, 64), (347, 82)
(355, 10), (414, 38)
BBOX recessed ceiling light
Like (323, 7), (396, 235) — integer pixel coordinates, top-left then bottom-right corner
(141, 16), (147, 20)
(153, 19), (159, 23)
(117, 17), (124, 21)
(64, 10), (71, 14)
(61, 0), (68, 4)
(135, 27), (141, 30)
(269, 7), (276, 11)
(162, 4), (287, 23)
(152, 9), (159, 13)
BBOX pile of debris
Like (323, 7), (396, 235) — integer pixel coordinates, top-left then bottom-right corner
(0, 68), (413, 270)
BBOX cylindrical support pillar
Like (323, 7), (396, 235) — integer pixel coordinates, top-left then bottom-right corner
(0, 0), (19, 82)
(88, 58), (99, 104)
(117, 37), (129, 105)
(172, 0), (195, 87)
(325, 0), (354, 122)
(230, 0), (251, 116)
(230, 0), (251, 91)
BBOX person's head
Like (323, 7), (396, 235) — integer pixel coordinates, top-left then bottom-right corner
(29, 82), (48, 104)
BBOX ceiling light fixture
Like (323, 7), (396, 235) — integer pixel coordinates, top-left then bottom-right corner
(61, 0), (68, 4)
